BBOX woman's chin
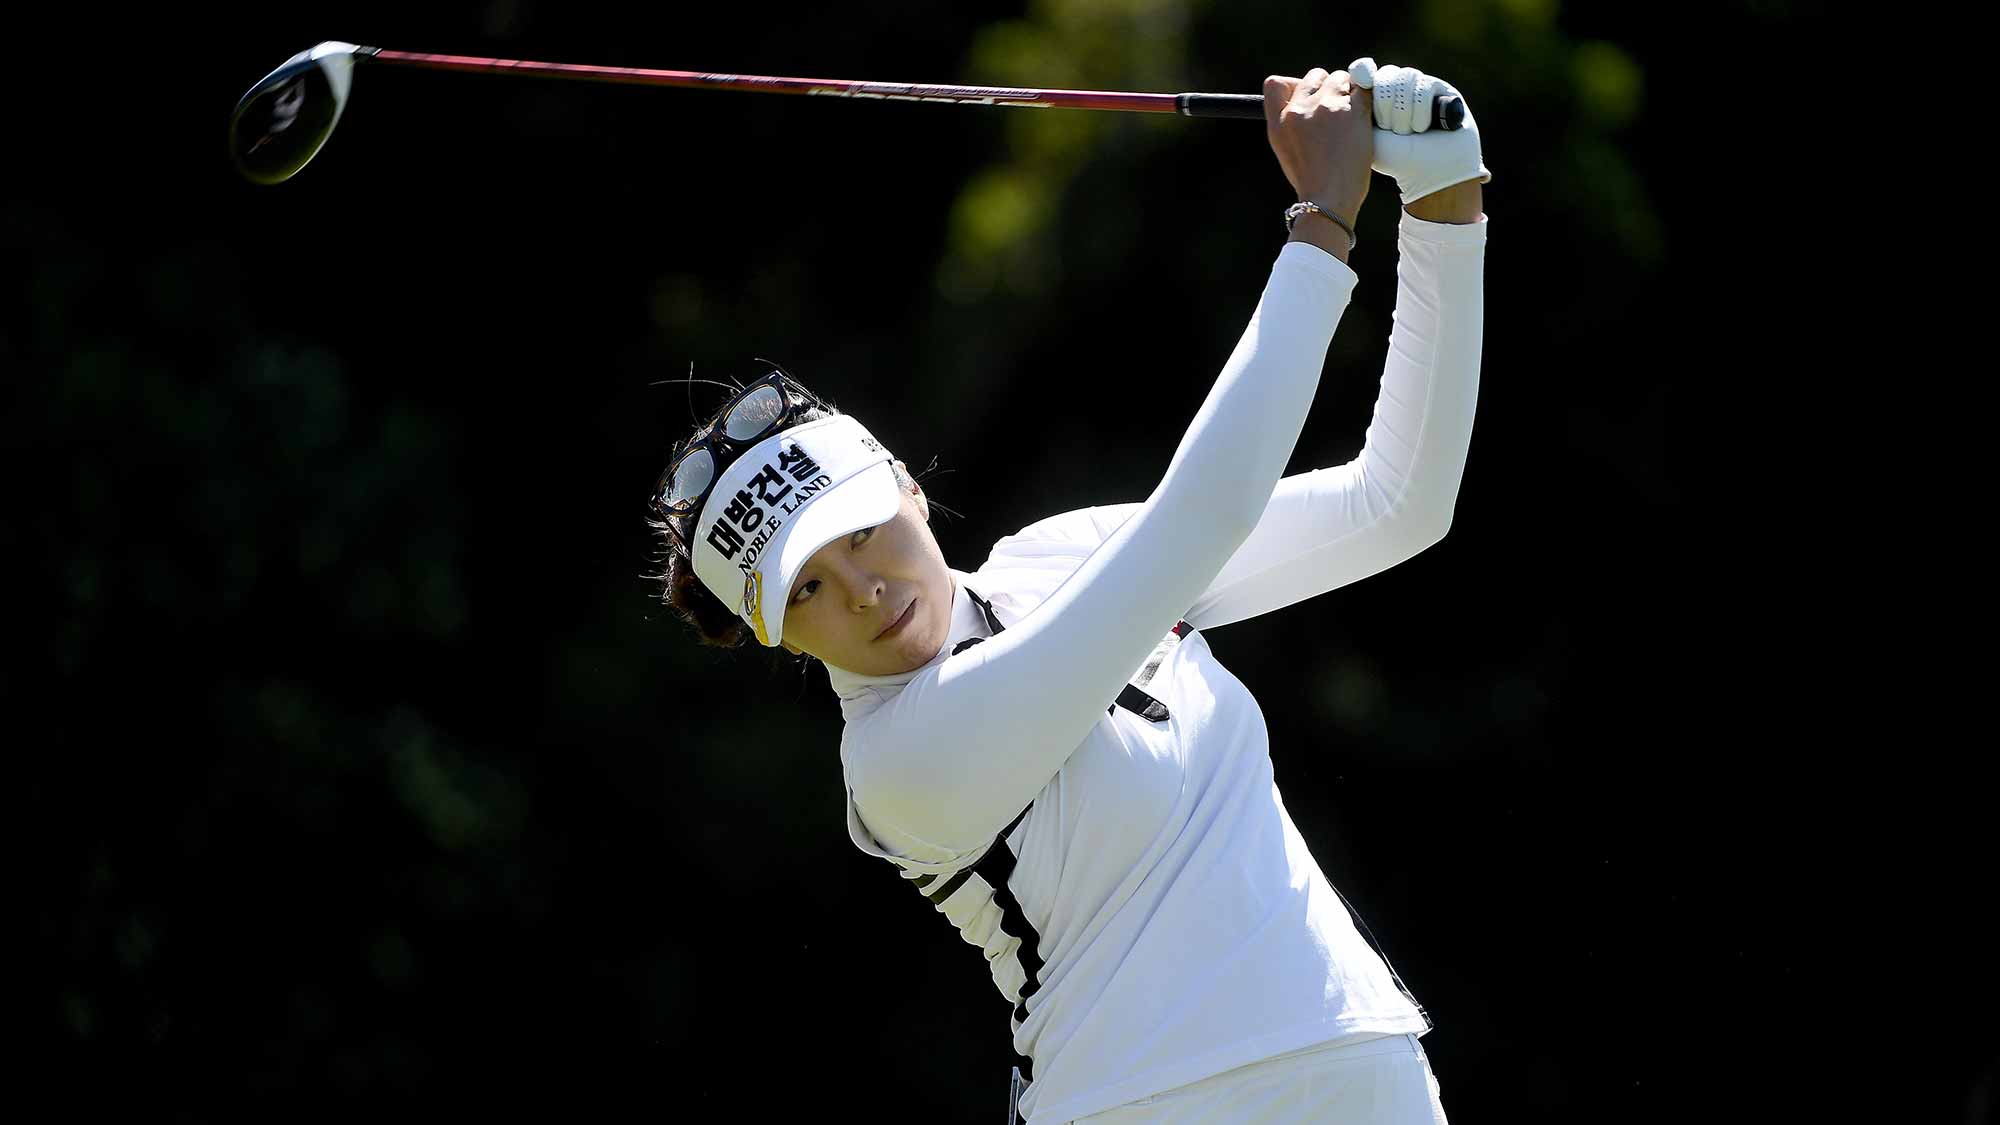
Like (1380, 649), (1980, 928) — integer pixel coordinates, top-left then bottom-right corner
(879, 615), (944, 673)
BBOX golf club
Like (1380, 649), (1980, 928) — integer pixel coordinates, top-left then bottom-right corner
(230, 41), (1466, 184)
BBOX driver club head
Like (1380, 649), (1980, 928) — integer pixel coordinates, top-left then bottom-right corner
(230, 41), (361, 184)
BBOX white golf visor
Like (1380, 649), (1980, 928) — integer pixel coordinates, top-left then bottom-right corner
(689, 414), (899, 650)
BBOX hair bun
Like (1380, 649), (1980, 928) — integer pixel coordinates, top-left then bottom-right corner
(665, 548), (751, 648)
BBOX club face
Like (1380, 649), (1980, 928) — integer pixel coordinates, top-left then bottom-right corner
(230, 44), (356, 184)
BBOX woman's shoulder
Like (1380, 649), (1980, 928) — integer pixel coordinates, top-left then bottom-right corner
(984, 503), (1138, 565)
(970, 504), (1140, 623)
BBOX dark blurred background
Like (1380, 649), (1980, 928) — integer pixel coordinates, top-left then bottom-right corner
(14, 1), (1984, 1121)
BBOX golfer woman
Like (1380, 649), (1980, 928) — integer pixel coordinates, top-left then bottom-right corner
(651, 58), (1488, 1124)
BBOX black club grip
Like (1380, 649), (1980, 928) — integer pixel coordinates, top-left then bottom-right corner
(1177, 91), (1464, 130)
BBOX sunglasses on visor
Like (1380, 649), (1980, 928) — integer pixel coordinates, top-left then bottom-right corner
(651, 362), (826, 545)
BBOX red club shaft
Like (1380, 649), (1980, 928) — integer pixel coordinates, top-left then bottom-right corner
(362, 48), (1185, 114)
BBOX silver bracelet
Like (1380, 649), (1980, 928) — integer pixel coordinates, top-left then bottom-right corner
(1283, 200), (1356, 252)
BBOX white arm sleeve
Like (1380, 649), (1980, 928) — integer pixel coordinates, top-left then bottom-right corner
(1193, 212), (1488, 625)
(1078, 211), (1487, 630)
(845, 242), (1357, 851)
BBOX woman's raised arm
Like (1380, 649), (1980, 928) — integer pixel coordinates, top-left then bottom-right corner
(844, 69), (1379, 852)
(1188, 204), (1486, 630)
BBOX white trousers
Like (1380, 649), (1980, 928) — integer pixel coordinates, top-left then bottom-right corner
(1069, 1034), (1448, 1125)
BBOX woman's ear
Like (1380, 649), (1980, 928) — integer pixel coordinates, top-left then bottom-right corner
(896, 459), (928, 521)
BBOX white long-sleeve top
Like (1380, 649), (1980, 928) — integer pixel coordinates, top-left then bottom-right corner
(828, 212), (1487, 1123)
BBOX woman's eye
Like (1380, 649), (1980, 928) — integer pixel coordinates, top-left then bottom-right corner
(793, 579), (818, 604)
(852, 527), (874, 548)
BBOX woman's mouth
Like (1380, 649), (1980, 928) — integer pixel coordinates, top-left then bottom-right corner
(875, 598), (916, 641)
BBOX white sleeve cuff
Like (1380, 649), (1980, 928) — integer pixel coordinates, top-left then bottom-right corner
(1275, 238), (1360, 287)
(1398, 210), (1489, 245)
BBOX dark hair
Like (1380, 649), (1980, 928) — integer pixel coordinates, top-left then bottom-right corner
(646, 382), (916, 648)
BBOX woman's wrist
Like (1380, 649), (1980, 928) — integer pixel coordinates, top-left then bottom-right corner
(1402, 180), (1483, 224)
(1285, 207), (1354, 263)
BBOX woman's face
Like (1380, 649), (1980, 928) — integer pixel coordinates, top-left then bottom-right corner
(781, 472), (955, 676)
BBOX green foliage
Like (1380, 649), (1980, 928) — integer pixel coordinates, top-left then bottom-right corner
(940, 0), (1210, 300)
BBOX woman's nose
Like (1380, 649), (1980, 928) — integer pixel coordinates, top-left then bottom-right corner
(824, 557), (883, 612)
(851, 576), (884, 612)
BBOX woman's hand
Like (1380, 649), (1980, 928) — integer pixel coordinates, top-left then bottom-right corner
(1346, 58), (1491, 211)
(1264, 68), (1373, 236)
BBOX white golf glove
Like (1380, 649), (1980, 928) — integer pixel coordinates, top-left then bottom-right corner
(1347, 58), (1492, 205)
